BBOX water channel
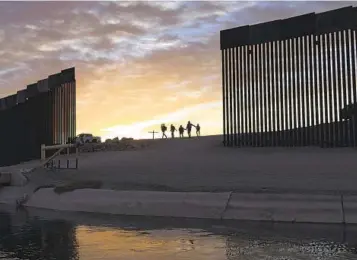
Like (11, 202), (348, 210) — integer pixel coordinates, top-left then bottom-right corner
(1, 206), (357, 260)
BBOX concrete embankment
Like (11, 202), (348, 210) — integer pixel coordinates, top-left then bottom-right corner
(15, 188), (357, 224)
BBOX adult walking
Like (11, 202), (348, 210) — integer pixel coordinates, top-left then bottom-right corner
(161, 123), (168, 139)
(179, 125), (185, 138)
(170, 124), (177, 138)
(186, 121), (195, 138)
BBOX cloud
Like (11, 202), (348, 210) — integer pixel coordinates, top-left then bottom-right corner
(0, 1), (355, 138)
(101, 100), (221, 140)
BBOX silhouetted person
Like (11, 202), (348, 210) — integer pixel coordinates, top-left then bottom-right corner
(196, 124), (201, 137)
(186, 121), (195, 138)
(179, 125), (185, 138)
(161, 123), (168, 139)
(170, 124), (177, 138)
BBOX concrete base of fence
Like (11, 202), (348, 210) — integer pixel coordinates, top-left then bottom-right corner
(0, 188), (353, 224)
(222, 193), (344, 223)
(24, 188), (231, 219)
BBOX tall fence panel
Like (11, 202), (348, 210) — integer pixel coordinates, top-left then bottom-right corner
(0, 68), (76, 167)
(221, 6), (357, 147)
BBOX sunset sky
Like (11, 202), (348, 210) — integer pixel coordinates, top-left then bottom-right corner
(0, 1), (355, 140)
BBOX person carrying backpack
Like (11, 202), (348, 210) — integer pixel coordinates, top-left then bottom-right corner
(186, 121), (195, 138)
(170, 124), (177, 138)
(161, 123), (168, 139)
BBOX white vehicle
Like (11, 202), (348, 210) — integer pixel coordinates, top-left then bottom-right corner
(76, 133), (101, 144)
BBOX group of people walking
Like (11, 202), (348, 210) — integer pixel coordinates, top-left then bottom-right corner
(161, 121), (200, 139)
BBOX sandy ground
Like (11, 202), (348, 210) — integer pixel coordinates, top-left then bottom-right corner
(3, 135), (357, 194)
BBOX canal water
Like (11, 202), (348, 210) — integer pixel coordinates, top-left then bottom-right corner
(1, 206), (357, 260)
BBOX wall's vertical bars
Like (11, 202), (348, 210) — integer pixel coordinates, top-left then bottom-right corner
(283, 39), (288, 145)
(300, 36), (306, 145)
(241, 46), (246, 146)
(68, 82), (71, 141)
(270, 42), (275, 146)
(69, 82), (72, 141)
(57, 86), (60, 144)
(238, 46), (243, 146)
(61, 86), (64, 143)
(258, 43), (263, 146)
(63, 84), (67, 142)
(336, 31), (342, 146)
(222, 50), (227, 146)
(351, 29), (357, 147)
(326, 33), (333, 147)
(274, 40), (279, 145)
(321, 33), (328, 147)
(309, 35), (315, 145)
(56, 87), (59, 144)
(227, 48), (232, 145)
(67, 83), (70, 142)
(53, 88), (56, 144)
(249, 44), (252, 145)
(0, 69), (75, 166)
(59, 87), (62, 144)
(52, 88), (55, 144)
(272, 41), (277, 146)
(318, 34), (325, 147)
(256, 44), (261, 146)
(229, 48), (234, 145)
(287, 39), (293, 145)
(253, 44), (259, 146)
(267, 42), (272, 146)
(226, 49), (232, 146)
(345, 29), (352, 146)
(249, 46), (254, 146)
(233, 47), (238, 146)
(294, 37), (301, 146)
(233, 48), (239, 146)
(64, 85), (66, 143)
(71, 82), (74, 139)
(54, 87), (58, 144)
(243, 45), (248, 146)
(306, 35), (311, 146)
(262, 43), (267, 146)
(341, 30), (348, 146)
(331, 32), (338, 146)
(278, 40), (284, 145)
(264, 43), (271, 146)
(313, 35), (320, 146)
(227, 48), (231, 145)
(303, 36), (309, 145)
(72, 81), (77, 136)
(65, 83), (68, 142)
(305, 36), (309, 146)
(291, 38), (297, 146)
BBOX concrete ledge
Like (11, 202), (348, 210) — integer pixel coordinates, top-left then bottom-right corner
(24, 188), (231, 219)
(9, 188), (355, 224)
(222, 193), (343, 223)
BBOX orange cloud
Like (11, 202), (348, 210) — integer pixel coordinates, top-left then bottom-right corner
(1, 1), (355, 139)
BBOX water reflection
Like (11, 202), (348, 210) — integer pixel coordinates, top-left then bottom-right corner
(0, 207), (357, 260)
(0, 210), (79, 260)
